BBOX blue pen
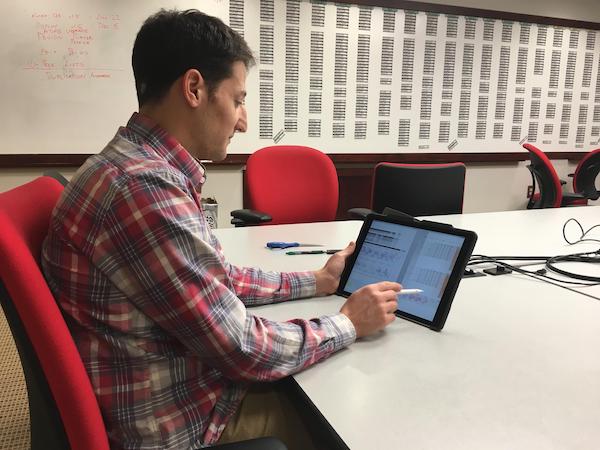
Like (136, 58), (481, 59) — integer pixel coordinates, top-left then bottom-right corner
(266, 241), (323, 249)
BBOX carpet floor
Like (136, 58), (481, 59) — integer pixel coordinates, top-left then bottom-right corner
(0, 308), (29, 450)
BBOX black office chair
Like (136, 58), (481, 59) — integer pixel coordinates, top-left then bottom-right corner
(571, 148), (600, 201)
(523, 144), (587, 208)
(349, 162), (466, 219)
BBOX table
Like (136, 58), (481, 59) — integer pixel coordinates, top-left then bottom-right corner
(214, 207), (600, 450)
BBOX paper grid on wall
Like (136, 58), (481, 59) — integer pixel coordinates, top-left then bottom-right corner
(228, 0), (600, 154)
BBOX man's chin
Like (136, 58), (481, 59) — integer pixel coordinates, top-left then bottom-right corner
(196, 145), (228, 162)
(210, 148), (228, 162)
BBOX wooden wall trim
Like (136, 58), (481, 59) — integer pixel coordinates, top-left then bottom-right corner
(0, 152), (587, 168)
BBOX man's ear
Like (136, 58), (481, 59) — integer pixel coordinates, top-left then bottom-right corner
(182, 69), (206, 107)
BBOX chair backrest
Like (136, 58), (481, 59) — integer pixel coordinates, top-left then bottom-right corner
(245, 145), (339, 225)
(572, 148), (600, 200)
(0, 177), (109, 450)
(370, 162), (466, 217)
(523, 143), (563, 208)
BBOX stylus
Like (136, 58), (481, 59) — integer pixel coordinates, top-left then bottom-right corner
(398, 289), (424, 295)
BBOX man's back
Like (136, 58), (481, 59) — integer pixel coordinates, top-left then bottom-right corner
(42, 116), (243, 449)
(42, 113), (353, 449)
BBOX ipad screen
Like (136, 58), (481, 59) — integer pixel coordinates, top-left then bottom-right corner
(343, 219), (466, 321)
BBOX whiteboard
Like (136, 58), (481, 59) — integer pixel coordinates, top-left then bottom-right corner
(1, 0), (599, 155)
(0, 0), (223, 155)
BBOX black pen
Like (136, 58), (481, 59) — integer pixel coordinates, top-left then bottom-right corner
(286, 249), (341, 255)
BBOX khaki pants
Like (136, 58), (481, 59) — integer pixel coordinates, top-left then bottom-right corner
(217, 381), (320, 450)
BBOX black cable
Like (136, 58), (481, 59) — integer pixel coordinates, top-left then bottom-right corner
(470, 248), (600, 283)
(562, 218), (600, 245)
(469, 256), (600, 286)
(463, 219), (600, 301)
(470, 254), (550, 262)
(468, 255), (600, 301)
(546, 250), (600, 283)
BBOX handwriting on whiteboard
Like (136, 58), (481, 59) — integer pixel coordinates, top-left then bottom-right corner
(23, 11), (124, 81)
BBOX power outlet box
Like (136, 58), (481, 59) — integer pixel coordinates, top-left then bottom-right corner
(526, 185), (534, 198)
(483, 266), (512, 276)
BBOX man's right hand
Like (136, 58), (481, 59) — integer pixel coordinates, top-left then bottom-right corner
(340, 282), (402, 338)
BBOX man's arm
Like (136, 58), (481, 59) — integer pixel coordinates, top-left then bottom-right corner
(224, 242), (355, 306)
(223, 262), (317, 306)
(92, 173), (356, 381)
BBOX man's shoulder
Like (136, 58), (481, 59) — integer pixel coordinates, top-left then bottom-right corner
(48, 133), (194, 250)
(76, 134), (188, 192)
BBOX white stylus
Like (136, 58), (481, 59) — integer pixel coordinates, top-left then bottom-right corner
(398, 289), (424, 295)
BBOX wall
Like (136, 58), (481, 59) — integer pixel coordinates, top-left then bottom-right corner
(6, 0), (597, 157)
(2, 159), (597, 229)
(1, 0), (599, 225)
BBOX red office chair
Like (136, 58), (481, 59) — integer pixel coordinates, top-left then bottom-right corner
(572, 148), (600, 201)
(0, 176), (110, 450)
(231, 145), (339, 226)
(0, 177), (287, 450)
(523, 143), (587, 208)
(349, 162), (466, 219)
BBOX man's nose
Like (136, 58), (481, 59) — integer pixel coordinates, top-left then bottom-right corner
(235, 106), (247, 133)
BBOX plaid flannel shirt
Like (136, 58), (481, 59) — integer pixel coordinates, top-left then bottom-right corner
(41, 113), (356, 449)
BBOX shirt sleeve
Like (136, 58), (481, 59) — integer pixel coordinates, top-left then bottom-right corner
(92, 171), (356, 382)
(223, 261), (316, 306)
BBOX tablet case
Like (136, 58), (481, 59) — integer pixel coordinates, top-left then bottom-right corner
(337, 213), (477, 331)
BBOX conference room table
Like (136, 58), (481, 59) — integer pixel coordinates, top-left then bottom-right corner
(213, 206), (600, 450)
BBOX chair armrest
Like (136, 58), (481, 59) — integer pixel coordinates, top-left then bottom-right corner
(381, 207), (416, 220)
(230, 209), (272, 227)
(349, 207), (417, 221)
(560, 178), (567, 186)
(562, 192), (587, 200)
(43, 170), (69, 187)
(562, 192), (589, 206)
(347, 207), (373, 220)
(567, 173), (574, 178)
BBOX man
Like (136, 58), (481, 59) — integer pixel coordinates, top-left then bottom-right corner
(42, 9), (401, 450)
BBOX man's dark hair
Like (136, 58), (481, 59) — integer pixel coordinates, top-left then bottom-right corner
(132, 9), (255, 106)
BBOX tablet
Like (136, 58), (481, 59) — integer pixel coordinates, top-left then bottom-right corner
(337, 214), (477, 331)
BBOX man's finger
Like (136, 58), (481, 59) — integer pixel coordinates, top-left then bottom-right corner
(384, 314), (397, 325)
(337, 241), (356, 256)
(343, 241), (356, 251)
(384, 298), (398, 313)
(381, 291), (401, 302)
(374, 281), (402, 292)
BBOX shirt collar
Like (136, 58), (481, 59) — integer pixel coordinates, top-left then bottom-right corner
(122, 112), (206, 188)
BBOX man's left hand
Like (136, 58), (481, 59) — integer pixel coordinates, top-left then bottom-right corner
(314, 242), (355, 295)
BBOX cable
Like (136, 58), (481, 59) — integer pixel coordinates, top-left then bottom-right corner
(464, 219), (600, 301)
(468, 255), (600, 301)
(470, 248), (600, 283)
(562, 218), (600, 245)
(470, 254), (550, 262)
(469, 256), (599, 286)
(546, 250), (600, 283)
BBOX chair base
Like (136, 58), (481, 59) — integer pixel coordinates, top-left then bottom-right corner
(0, 281), (71, 450)
(210, 437), (287, 450)
(527, 192), (588, 209)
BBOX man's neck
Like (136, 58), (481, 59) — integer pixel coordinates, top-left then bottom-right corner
(139, 103), (195, 156)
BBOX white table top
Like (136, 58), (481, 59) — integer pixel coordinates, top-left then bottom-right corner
(214, 207), (600, 450)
